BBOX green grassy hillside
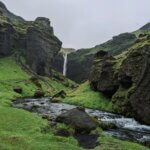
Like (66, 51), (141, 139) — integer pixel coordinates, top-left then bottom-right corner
(62, 81), (113, 112)
(0, 56), (149, 150)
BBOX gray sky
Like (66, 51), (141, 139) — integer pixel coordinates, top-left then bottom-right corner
(2, 0), (150, 49)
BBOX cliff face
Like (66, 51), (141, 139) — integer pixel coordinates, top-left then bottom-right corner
(53, 32), (137, 83)
(90, 34), (150, 124)
(56, 25), (150, 83)
(0, 1), (62, 76)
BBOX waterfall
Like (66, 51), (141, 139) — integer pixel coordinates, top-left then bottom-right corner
(61, 48), (76, 76)
(63, 52), (68, 76)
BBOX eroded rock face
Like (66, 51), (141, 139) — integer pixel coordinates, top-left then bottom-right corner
(0, 1), (62, 76)
(90, 40), (150, 124)
(0, 23), (15, 57)
(113, 44), (150, 124)
(25, 21), (62, 75)
(90, 51), (119, 98)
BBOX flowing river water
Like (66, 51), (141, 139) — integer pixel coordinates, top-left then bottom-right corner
(13, 97), (150, 146)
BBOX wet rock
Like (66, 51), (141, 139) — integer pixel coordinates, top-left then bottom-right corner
(99, 121), (117, 130)
(74, 133), (99, 149)
(56, 107), (97, 133)
(51, 98), (61, 103)
(13, 86), (22, 94)
(52, 90), (66, 99)
(30, 76), (41, 88)
(42, 115), (55, 121)
(34, 91), (45, 98)
(143, 141), (150, 148)
(55, 128), (70, 137)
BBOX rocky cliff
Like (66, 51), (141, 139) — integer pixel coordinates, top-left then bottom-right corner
(90, 33), (150, 124)
(0, 1), (62, 76)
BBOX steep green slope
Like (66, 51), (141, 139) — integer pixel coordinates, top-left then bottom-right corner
(62, 81), (113, 112)
(0, 56), (82, 150)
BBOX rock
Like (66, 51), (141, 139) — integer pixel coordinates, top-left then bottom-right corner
(95, 50), (108, 58)
(13, 86), (22, 94)
(113, 44), (150, 124)
(90, 53), (119, 98)
(25, 22), (62, 76)
(74, 133), (99, 149)
(52, 90), (66, 99)
(99, 121), (117, 130)
(147, 35), (150, 40)
(55, 128), (70, 137)
(0, 1), (7, 10)
(138, 33), (147, 38)
(90, 36), (150, 124)
(0, 23), (15, 57)
(0, 1), (62, 76)
(56, 107), (97, 133)
(51, 98), (61, 103)
(30, 76), (41, 88)
(34, 91), (45, 98)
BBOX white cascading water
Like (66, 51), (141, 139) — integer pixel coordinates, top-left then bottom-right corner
(63, 52), (68, 76)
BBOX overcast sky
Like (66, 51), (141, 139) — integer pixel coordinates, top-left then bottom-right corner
(2, 0), (150, 49)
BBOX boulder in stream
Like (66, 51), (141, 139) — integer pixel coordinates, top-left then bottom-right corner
(56, 107), (97, 133)
(34, 90), (45, 98)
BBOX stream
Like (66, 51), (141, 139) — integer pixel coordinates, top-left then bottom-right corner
(12, 97), (150, 146)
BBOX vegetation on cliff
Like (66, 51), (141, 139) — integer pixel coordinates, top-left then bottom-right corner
(90, 32), (150, 124)
(56, 23), (150, 83)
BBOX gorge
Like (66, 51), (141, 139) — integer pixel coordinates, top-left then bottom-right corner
(0, 1), (150, 150)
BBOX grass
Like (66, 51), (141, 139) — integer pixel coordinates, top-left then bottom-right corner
(0, 56), (149, 150)
(0, 56), (82, 150)
(95, 134), (149, 150)
(62, 81), (113, 112)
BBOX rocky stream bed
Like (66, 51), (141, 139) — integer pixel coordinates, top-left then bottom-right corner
(12, 97), (150, 148)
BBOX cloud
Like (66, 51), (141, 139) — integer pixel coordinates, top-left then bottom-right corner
(2, 0), (150, 49)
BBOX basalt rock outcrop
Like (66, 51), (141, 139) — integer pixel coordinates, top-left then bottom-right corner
(90, 34), (150, 125)
(25, 18), (62, 75)
(0, 1), (62, 76)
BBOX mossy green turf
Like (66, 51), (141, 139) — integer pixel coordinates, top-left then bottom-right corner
(0, 57), (149, 150)
(62, 82), (113, 112)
